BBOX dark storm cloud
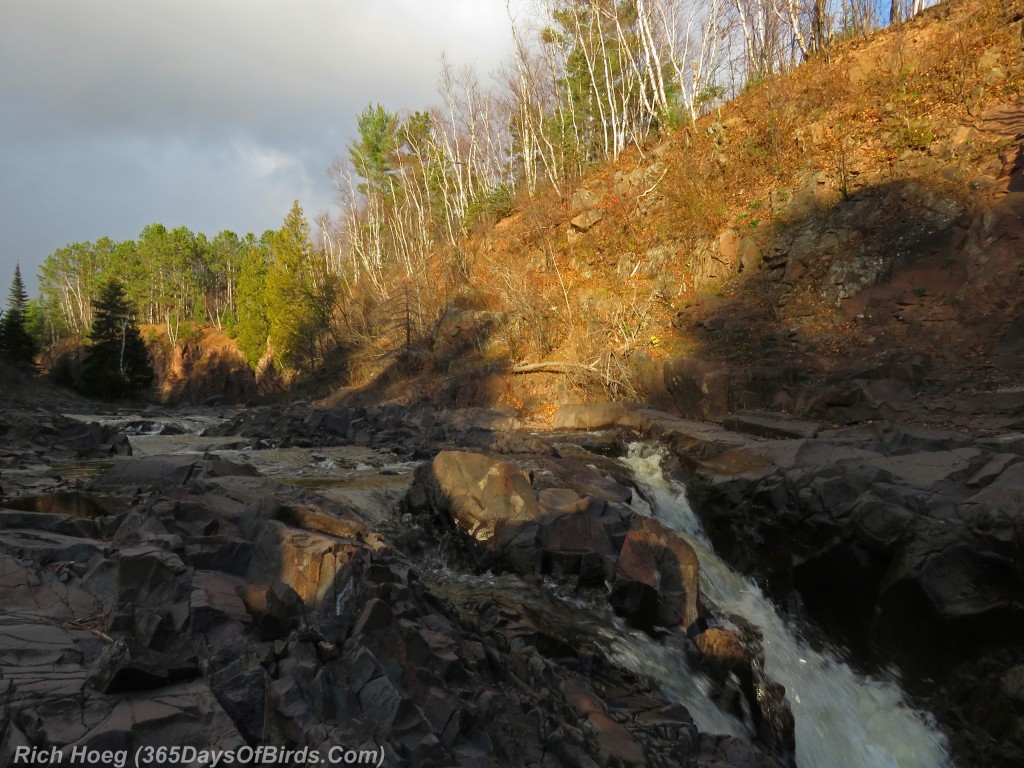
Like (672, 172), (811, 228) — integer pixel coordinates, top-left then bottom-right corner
(0, 0), (515, 295)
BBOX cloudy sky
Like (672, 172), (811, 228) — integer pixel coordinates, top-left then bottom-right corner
(0, 0), (518, 296)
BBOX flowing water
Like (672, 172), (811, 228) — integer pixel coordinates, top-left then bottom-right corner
(619, 443), (952, 768)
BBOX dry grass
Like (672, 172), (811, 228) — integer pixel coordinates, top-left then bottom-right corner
(328, 0), (1024, 413)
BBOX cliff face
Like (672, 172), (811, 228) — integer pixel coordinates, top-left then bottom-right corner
(145, 326), (256, 405)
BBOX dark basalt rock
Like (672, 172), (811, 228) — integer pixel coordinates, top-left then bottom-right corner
(87, 639), (200, 693)
(90, 454), (260, 492)
(0, 401), (800, 768)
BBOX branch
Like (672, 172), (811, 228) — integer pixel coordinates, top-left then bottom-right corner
(510, 361), (598, 374)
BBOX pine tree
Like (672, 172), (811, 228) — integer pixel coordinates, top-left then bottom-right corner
(235, 236), (271, 368)
(349, 104), (400, 198)
(79, 278), (154, 398)
(265, 201), (324, 370)
(0, 264), (39, 367)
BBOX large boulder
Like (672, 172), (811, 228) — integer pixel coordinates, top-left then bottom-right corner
(425, 450), (546, 542)
(610, 515), (704, 632)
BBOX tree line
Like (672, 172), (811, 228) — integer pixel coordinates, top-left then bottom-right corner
(16, 198), (336, 383)
(34, 225), (274, 347)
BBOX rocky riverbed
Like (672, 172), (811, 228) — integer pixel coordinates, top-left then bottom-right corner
(1, 384), (1022, 767)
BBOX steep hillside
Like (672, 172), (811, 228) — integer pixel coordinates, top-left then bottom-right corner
(324, 0), (1024, 424)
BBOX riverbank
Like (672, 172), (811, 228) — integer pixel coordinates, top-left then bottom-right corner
(3, 383), (1021, 766)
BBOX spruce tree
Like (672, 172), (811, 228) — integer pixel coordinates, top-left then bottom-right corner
(265, 201), (322, 370)
(235, 239), (271, 368)
(79, 278), (154, 398)
(0, 264), (38, 367)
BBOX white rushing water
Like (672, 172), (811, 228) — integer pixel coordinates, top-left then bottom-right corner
(619, 443), (952, 768)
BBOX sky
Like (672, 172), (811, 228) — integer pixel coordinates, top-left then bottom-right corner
(0, 0), (519, 298)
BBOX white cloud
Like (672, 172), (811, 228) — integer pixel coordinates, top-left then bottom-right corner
(233, 141), (302, 181)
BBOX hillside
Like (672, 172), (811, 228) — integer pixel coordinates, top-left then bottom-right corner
(318, 0), (1023, 427)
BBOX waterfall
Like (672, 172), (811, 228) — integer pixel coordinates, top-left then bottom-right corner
(620, 443), (952, 768)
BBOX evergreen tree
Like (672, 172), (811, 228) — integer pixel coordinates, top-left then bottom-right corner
(79, 278), (154, 398)
(265, 201), (326, 371)
(349, 104), (400, 198)
(0, 265), (38, 367)
(235, 234), (272, 368)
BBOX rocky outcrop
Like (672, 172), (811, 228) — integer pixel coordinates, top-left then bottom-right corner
(147, 326), (257, 405)
(410, 450), (707, 634)
(0, 429), (788, 768)
(402, 447), (800, 760)
(0, 411), (132, 468)
(550, 396), (1024, 768)
(628, 356), (806, 421)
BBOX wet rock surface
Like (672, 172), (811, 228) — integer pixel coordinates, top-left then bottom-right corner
(0, 399), (792, 768)
(556, 394), (1024, 768)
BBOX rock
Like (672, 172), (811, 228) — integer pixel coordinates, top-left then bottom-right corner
(540, 505), (618, 582)
(545, 457), (633, 505)
(824, 254), (888, 303)
(571, 188), (603, 214)
(805, 378), (911, 423)
(237, 580), (303, 639)
(611, 516), (704, 631)
(0, 678), (246, 761)
(718, 228), (742, 269)
(275, 504), (370, 541)
(54, 421), (103, 454)
(664, 357), (732, 420)
(358, 675), (416, 732)
(723, 412), (821, 440)
(208, 660), (271, 744)
(696, 628), (750, 674)
(90, 455), (260, 492)
(87, 638), (200, 693)
(570, 208), (603, 232)
(306, 408), (352, 436)
(249, 520), (363, 609)
(426, 451), (545, 542)
(740, 237), (761, 273)
(352, 597), (393, 636)
(0, 528), (110, 565)
(538, 488), (594, 515)
(189, 570), (251, 633)
(784, 171), (833, 219)
(152, 327), (257, 405)
(434, 308), (495, 362)
(872, 542), (1024, 676)
(552, 403), (630, 430)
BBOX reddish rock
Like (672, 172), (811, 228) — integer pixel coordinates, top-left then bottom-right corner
(611, 516), (704, 631)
